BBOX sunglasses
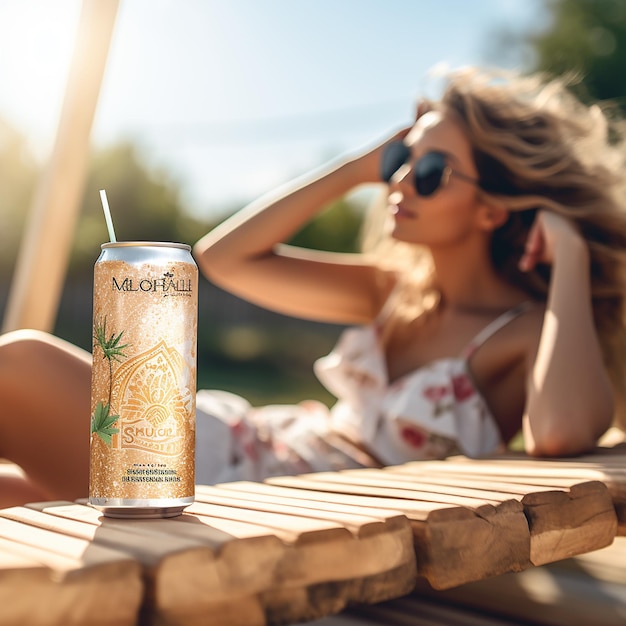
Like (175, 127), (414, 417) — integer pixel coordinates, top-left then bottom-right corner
(380, 141), (480, 197)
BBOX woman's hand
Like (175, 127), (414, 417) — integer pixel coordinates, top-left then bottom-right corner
(518, 210), (587, 272)
(350, 98), (434, 183)
(350, 126), (412, 183)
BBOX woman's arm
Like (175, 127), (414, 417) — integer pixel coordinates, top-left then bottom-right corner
(193, 135), (401, 326)
(521, 211), (614, 456)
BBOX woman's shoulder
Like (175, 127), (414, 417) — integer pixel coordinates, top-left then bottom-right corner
(497, 299), (546, 360)
(518, 299), (545, 336)
(471, 299), (545, 376)
(499, 298), (545, 335)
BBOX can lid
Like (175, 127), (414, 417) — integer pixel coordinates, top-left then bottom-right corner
(101, 241), (192, 251)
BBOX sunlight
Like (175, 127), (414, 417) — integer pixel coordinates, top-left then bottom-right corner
(0, 0), (81, 154)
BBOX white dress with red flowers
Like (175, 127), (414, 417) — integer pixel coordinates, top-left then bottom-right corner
(195, 303), (530, 484)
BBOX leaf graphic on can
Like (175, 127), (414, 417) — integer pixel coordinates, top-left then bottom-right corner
(92, 317), (130, 446)
(94, 317), (130, 363)
(91, 401), (120, 445)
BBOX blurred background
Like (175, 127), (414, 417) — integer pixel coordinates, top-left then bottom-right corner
(1, 0), (625, 406)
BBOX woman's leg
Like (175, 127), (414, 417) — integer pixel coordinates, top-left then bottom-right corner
(0, 329), (91, 506)
(0, 470), (49, 508)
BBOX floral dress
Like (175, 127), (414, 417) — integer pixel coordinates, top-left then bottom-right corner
(195, 303), (530, 484)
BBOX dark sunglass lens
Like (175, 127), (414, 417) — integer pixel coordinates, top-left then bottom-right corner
(380, 141), (411, 183)
(414, 152), (446, 196)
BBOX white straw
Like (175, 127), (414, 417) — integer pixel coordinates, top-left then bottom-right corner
(99, 189), (117, 243)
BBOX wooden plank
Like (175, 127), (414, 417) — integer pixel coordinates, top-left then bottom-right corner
(376, 466), (617, 564)
(30, 501), (302, 625)
(519, 481), (617, 565)
(192, 486), (417, 624)
(384, 466), (581, 493)
(389, 465), (621, 502)
(352, 467), (559, 497)
(263, 476), (479, 518)
(0, 519), (142, 626)
(28, 500), (284, 600)
(259, 561), (417, 626)
(214, 481), (410, 524)
(267, 473), (530, 590)
(186, 497), (414, 623)
(392, 456), (626, 536)
(280, 470), (504, 506)
(418, 454), (626, 500)
(53, 492), (414, 626)
(83, 492), (416, 621)
(197, 484), (408, 538)
(207, 481), (417, 612)
(187, 498), (353, 543)
(0, 506), (266, 626)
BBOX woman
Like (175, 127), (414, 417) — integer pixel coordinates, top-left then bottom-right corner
(192, 67), (626, 484)
(2, 67), (625, 505)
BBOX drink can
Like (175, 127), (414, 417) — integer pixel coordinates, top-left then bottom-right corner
(88, 241), (198, 518)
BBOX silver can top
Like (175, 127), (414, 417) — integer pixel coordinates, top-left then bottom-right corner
(97, 241), (195, 265)
(101, 241), (191, 251)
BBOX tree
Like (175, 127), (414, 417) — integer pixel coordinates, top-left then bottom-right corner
(287, 195), (365, 254)
(70, 142), (213, 277)
(524, 0), (626, 108)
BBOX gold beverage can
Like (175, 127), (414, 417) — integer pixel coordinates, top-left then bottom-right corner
(88, 242), (198, 518)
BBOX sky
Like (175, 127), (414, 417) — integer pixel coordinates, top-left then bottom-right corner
(0, 0), (546, 219)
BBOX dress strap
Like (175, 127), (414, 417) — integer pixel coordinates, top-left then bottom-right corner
(460, 301), (533, 360)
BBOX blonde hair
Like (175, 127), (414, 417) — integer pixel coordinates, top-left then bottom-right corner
(363, 67), (626, 427)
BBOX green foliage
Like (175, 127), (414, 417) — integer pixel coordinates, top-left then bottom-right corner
(196, 322), (340, 406)
(287, 196), (364, 253)
(71, 142), (215, 277)
(90, 401), (119, 446)
(93, 317), (129, 362)
(526, 0), (626, 108)
(91, 317), (129, 442)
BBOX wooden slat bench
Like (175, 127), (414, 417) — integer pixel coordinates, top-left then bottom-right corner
(0, 516), (143, 626)
(0, 443), (624, 625)
(269, 466), (616, 586)
(0, 498), (415, 626)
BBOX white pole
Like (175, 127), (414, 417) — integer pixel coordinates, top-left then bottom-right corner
(2, 0), (120, 332)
